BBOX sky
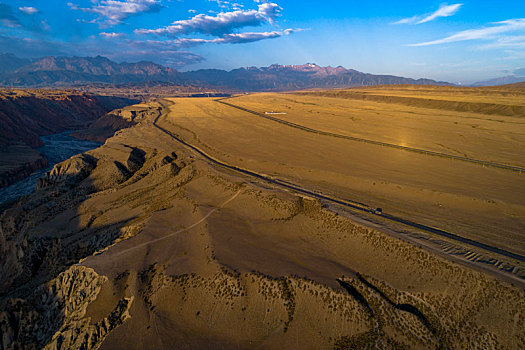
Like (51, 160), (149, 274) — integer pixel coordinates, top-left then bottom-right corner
(0, 0), (524, 83)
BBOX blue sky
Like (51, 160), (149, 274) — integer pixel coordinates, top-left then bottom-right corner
(0, 0), (524, 83)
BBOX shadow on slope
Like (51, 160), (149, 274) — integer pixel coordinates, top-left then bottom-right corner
(0, 141), (155, 348)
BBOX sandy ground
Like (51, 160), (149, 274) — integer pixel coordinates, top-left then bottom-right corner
(3, 87), (525, 349)
(231, 91), (525, 166)
(158, 93), (525, 257)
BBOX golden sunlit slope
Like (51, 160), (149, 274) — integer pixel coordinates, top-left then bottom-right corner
(160, 93), (525, 258)
(1, 93), (524, 349)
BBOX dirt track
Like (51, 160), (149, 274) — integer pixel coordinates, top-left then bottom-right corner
(154, 98), (525, 286)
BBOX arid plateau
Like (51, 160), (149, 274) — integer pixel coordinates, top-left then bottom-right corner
(1, 84), (525, 349)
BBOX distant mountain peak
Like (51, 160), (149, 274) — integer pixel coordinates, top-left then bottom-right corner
(266, 63), (320, 69)
(0, 52), (32, 74)
(184, 62), (450, 91)
(471, 75), (525, 87)
(0, 52), (21, 59)
(0, 53), (450, 90)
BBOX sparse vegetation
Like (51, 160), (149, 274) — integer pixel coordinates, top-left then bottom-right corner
(1, 90), (524, 349)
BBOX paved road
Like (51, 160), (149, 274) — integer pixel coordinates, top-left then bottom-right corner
(154, 99), (525, 265)
(216, 98), (525, 174)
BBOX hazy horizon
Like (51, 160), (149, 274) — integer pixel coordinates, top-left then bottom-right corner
(1, 0), (524, 84)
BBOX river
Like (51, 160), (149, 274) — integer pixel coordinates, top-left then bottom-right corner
(0, 132), (101, 205)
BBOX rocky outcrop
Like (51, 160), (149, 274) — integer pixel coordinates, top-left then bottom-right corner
(71, 104), (162, 143)
(0, 141), (174, 296)
(0, 266), (132, 349)
(37, 154), (97, 189)
(0, 90), (135, 148)
(0, 89), (137, 189)
(0, 150), (47, 188)
(0, 134), (187, 348)
(43, 297), (133, 350)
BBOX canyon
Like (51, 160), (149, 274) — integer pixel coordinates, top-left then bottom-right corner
(1, 86), (524, 348)
(0, 89), (135, 188)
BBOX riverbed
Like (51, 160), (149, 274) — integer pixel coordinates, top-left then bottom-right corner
(0, 132), (101, 205)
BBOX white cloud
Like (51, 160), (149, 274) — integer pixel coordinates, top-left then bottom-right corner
(208, 0), (230, 9)
(111, 39), (205, 66)
(171, 29), (295, 46)
(100, 32), (124, 38)
(475, 35), (525, 49)
(0, 4), (49, 32)
(67, 3), (79, 11)
(417, 3), (462, 24)
(394, 15), (418, 25)
(408, 18), (525, 46)
(69, 0), (162, 26)
(19, 7), (39, 15)
(136, 2), (281, 37)
(231, 3), (243, 10)
(394, 3), (462, 25)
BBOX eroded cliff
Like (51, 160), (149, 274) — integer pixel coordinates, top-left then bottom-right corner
(1, 100), (524, 349)
(0, 89), (137, 188)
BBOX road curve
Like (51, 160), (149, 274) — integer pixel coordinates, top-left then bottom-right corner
(215, 98), (525, 174)
(154, 99), (525, 265)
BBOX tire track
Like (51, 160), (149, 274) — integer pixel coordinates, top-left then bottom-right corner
(107, 188), (242, 259)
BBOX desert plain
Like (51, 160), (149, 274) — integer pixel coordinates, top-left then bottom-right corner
(1, 84), (525, 349)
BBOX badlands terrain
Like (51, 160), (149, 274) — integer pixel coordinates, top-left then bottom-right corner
(1, 85), (525, 349)
(0, 89), (134, 188)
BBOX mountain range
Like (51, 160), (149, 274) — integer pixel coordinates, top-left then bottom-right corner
(471, 75), (525, 87)
(0, 53), (450, 91)
(0, 54), (184, 87)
